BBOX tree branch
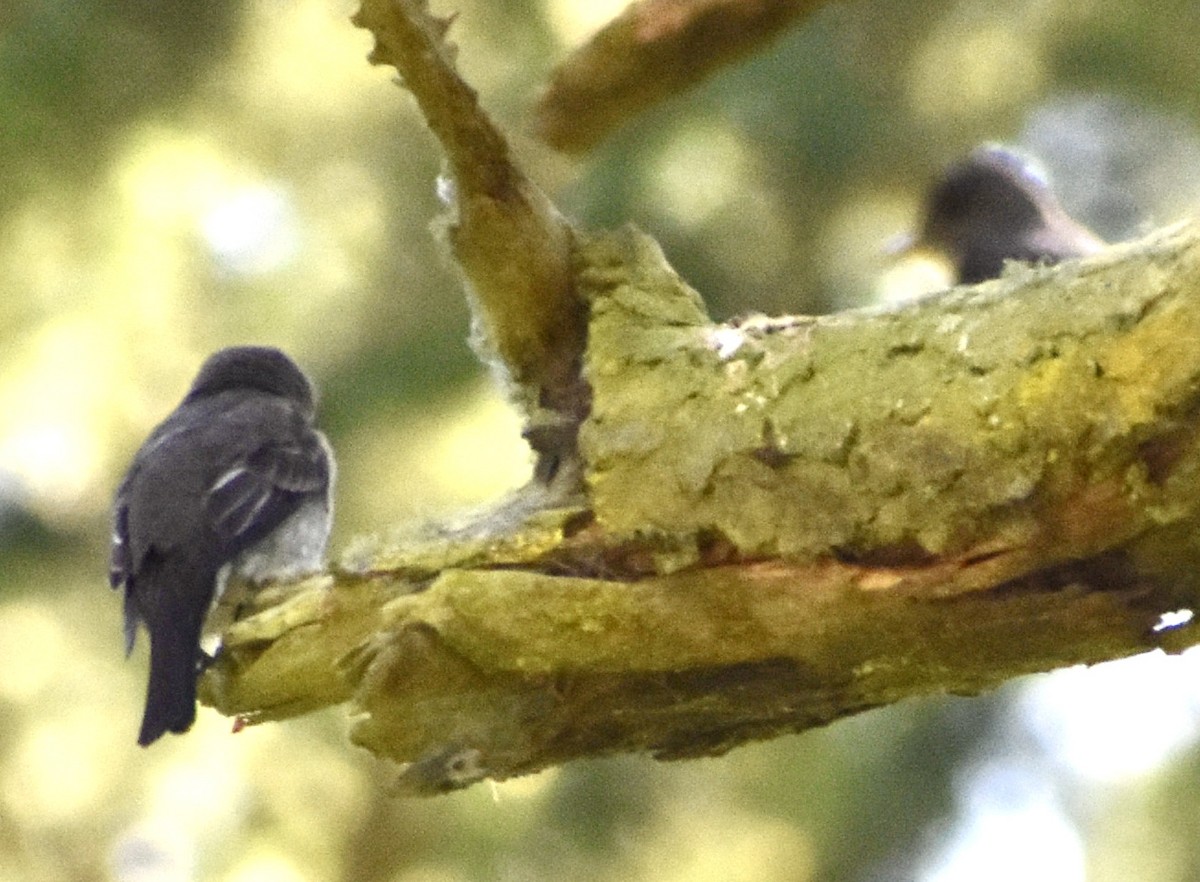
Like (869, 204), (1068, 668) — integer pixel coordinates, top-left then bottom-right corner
(534, 0), (830, 154)
(352, 0), (586, 434)
(204, 221), (1200, 794)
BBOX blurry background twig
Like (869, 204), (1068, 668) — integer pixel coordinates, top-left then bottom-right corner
(535, 0), (829, 154)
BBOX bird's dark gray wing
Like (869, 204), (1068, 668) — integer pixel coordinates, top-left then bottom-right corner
(206, 430), (330, 552)
(109, 484), (144, 656)
(109, 491), (131, 590)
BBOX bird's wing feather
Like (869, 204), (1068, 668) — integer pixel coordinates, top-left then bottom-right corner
(109, 493), (131, 589)
(109, 476), (144, 655)
(206, 431), (330, 551)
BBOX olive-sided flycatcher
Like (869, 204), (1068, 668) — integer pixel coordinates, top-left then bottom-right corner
(110, 346), (334, 746)
(914, 144), (1105, 284)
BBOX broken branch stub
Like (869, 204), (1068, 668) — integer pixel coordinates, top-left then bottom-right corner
(352, 0), (586, 433)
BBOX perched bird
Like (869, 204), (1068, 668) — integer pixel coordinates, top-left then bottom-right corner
(908, 144), (1106, 284)
(110, 346), (334, 746)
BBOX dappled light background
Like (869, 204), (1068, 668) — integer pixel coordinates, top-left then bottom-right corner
(3, 0), (1200, 880)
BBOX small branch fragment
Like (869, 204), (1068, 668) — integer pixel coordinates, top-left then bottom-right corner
(352, 0), (586, 451)
(536, 0), (829, 154)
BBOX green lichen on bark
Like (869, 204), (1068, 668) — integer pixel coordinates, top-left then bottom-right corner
(580, 224), (1200, 568)
(198, 0), (1200, 795)
(204, 221), (1200, 793)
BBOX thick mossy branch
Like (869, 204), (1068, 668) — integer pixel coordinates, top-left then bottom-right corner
(205, 222), (1200, 794)
(352, 0), (584, 421)
(581, 226), (1200, 571)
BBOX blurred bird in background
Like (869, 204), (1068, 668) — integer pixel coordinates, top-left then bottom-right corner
(898, 144), (1106, 286)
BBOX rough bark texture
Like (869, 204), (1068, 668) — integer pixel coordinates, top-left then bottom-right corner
(204, 221), (1200, 794)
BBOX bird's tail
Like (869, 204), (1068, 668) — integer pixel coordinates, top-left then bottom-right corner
(138, 594), (207, 747)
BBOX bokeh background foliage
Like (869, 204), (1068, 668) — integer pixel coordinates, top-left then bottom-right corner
(4, 1), (1200, 880)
